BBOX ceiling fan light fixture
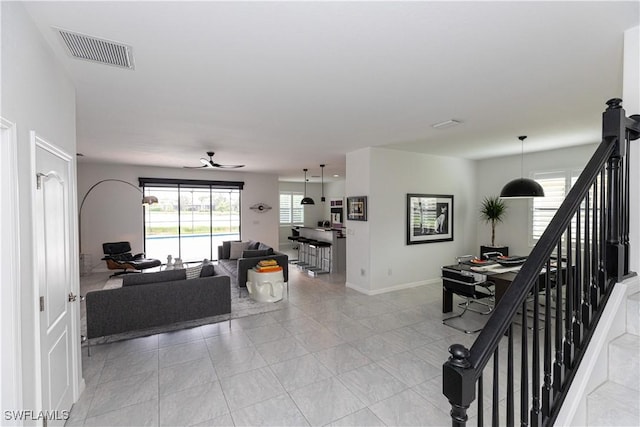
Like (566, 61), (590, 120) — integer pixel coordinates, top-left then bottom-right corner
(500, 136), (545, 198)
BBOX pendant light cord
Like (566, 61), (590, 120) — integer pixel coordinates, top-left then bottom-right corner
(519, 136), (526, 178)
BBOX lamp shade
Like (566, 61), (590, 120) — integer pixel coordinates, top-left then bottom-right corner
(301, 196), (315, 205)
(142, 195), (159, 205)
(500, 178), (545, 198)
(300, 168), (315, 205)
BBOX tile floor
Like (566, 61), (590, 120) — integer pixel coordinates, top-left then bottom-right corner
(69, 266), (481, 427)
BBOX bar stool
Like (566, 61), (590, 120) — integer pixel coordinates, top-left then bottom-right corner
(308, 241), (331, 276)
(318, 241), (332, 273)
(306, 240), (321, 275)
(287, 235), (300, 263)
(296, 237), (311, 269)
(304, 239), (321, 272)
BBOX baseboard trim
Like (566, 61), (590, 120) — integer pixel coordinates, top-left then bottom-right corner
(346, 278), (440, 295)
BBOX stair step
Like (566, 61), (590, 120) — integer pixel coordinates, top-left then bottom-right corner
(628, 292), (640, 335)
(587, 381), (640, 426)
(609, 333), (640, 391)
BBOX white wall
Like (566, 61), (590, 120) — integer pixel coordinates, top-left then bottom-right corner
(624, 26), (640, 272)
(346, 147), (476, 294)
(475, 144), (598, 256)
(345, 148), (372, 291)
(1, 0), (78, 418)
(78, 162), (280, 270)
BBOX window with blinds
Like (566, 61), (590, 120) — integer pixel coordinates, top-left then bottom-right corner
(530, 170), (581, 244)
(280, 192), (304, 225)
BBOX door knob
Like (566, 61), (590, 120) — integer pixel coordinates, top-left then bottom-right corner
(68, 292), (77, 302)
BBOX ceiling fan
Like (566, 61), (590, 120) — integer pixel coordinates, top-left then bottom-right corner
(184, 151), (245, 169)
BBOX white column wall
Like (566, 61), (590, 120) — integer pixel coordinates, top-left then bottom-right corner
(78, 162), (279, 270)
(624, 26), (640, 272)
(345, 148), (372, 292)
(346, 147), (476, 294)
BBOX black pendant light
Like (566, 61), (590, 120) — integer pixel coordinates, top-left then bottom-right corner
(320, 164), (326, 203)
(500, 136), (545, 198)
(301, 168), (315, 205)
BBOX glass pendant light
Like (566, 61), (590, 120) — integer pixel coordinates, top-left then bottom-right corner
(301, 168), (315, 205)
(500, 136), (545, 198)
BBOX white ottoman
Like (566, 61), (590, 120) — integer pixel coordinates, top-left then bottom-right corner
(246, 269), (285, 302)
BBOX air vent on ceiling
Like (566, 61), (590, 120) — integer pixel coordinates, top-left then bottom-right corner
(56, 28), (134, 70)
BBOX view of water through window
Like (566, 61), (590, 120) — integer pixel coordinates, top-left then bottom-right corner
(143, 186), (240, 262)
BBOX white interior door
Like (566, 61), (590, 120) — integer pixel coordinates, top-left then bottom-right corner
(34, 135), (74, 426)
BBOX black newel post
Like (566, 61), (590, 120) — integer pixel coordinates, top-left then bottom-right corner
(443, 344), (476, 427)
(603, 99), (627, 282)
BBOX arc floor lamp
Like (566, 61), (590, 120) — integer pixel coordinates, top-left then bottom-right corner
(78, 179), (157, 270)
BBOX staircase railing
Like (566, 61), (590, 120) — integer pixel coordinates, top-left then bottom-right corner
(443, 99), (640, 426)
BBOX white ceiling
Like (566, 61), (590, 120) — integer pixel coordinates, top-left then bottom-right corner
(23, 1), (639, 182)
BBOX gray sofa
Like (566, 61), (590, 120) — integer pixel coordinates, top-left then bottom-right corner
(216, 240), (288, 290)
(85, 265), (231, 341)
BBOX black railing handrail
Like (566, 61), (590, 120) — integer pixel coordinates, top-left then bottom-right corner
(468, 138), (616, 372)
(443, 99), (640, 427)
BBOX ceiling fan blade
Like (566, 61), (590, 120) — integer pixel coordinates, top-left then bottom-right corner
(212, 163), (245, 169)
(200, 157), (213, 167)
(183, 165), (208, 169)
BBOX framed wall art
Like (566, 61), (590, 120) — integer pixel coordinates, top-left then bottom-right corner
(346, 196), (367, 221)
(406, 193), (453, 244)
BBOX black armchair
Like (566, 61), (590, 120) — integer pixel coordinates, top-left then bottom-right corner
(101, 241), (161, 277)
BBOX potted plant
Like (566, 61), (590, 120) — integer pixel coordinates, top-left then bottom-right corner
(480, 195), (508, 257)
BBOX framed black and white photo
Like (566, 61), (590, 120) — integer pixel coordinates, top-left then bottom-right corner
(406, 194), (453, 244)
(346, 196), (367, 221)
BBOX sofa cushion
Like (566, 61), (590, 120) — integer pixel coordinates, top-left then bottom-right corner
(185, 264), (203, 279)
(122, 269), (186, 287)
(230, 241), (250, 259)
(200, 264), (215, 277)
(221, 240), (241, 260)
(242, 249), (273, 258)
(257, 242), (274, 252)
(247, 240), (260, 250)
(215, 259), (238, 284)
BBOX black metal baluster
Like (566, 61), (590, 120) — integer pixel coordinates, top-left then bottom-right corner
(574, 207), (583, 347)
(599, 169), (607, 294)
(493, 348), (500, 427)
(542, 259), (552, 421)
(478, 374), (484, 427)
(521, 300), (529, 426)
(582, 191), (592, 328)
(508, 324), (514, 427)
(531, 268), (541, 426)
(564, 224), (575, 371)
(553, 242), (563, 395)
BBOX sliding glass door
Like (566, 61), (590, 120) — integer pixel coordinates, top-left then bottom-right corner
(142, 179), (242, 262)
